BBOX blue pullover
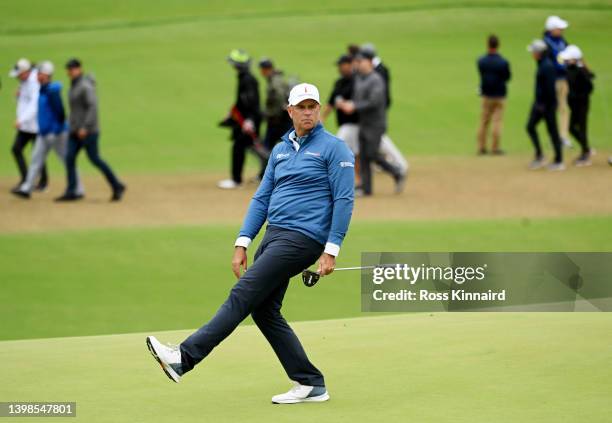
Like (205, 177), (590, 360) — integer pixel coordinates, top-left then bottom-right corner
(38, 81), (66, 136)
(237, 123), (355, 255)
(543, 31), (569, 79)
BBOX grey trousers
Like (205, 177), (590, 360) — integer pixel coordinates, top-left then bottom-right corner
(20, 132), (84, 195)
(180, 225), (326, 386)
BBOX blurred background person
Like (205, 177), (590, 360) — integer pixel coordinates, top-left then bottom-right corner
(361, 43), (391, 108)
(218, 49), (264, 190)
(56, 58), (125, 202)
(8, 58), (48, 193)
(543, 15), (571, 148)
(526, 40), (563, 171)
(258, 58), (291, 180)
(361, 43), (409, 181)
(558, 45), (595, 166)
(337, 49), (404, 196)
(12, 61), (84, 199)
(321, 54), (361, 186)
(476, 34), (511, 155)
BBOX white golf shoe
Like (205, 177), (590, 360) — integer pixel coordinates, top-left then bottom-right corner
(146, 336), (183, 383)
(271, 382), (330, 404)
(217, 179), (242, 190)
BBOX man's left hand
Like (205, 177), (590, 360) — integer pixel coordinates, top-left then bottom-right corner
(317, 253), (336, 277)
(77, 128), (88, 140)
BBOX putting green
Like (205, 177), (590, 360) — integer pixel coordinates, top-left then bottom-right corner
(1, 313), (611, 422)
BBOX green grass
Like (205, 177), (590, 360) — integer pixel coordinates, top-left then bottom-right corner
(1, 313), (611, 423)
(1, 216), (611, 341)
(1, 1), (611, 176)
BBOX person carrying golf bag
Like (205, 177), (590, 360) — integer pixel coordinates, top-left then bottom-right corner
(147, 83), (355, 404)
(217, 49), (265, 190)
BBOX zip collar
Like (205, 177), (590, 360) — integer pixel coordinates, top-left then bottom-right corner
(281, 122), (323, 148)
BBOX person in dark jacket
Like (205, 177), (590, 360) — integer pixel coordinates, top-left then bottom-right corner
(543, 15), (571, 147)
(258, 58), (291, 152)
(360, 43), (391, 108)
(321, 54), (361, 184)
(56, 58), (125, 202)
(526, 40), (563, 171)
(218, 49), (264, 190)
(337, 49), (404, 196)
(476, 34), (511, 155)
(558, 45), (595, 166)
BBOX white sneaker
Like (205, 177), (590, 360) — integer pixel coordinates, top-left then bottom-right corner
(547, 162), (566, 171)
(217, 179), (242, 190)
(528, 157), (546, 170)
(271, 382), (330, 404)
(146, 336), (183, 383)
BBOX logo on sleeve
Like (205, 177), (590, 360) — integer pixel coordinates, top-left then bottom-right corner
(276, 153), (291, 160)
(340, 161), (354, 168)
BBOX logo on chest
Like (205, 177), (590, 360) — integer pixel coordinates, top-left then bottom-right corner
(305, 151), (321, 157)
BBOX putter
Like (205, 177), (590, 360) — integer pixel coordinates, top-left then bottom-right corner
(302, 264), (399, 287)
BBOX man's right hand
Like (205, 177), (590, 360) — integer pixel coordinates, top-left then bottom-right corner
(232, 247), (248, 279)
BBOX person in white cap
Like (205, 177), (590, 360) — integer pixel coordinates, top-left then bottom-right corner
(543, 15), (572, 148)
(558, 45), (595, 166)
(146, 82), (354, 404)
(8, 58), (49, 193)
(12, 61), (84, 199)
(526, 39), (564, 171)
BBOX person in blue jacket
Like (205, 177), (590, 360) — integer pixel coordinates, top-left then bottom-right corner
(526, 40), (564, 171)
(543, 15), (571, 147)
(12, 61), (83, 199)
(146, 83), (355, 404)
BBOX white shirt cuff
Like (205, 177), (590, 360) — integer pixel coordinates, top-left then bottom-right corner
(324, 242), (340, 257)
(235, 236), (252, 249)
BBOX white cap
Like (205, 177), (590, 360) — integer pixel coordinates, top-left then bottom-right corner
(558, 45), (583, 62)
(288, 83), (320, 106)
(527, 39), (548, 53)
(37, 61), (54, 75)
(9, 58), (31, 77)
(545, 15), (569, 31)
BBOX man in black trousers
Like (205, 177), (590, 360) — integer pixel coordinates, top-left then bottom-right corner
(146, 83), (355, 404)
(217, 49), (264, 190)
(526, 40), (564, 171)
(559, 45), (595, 166)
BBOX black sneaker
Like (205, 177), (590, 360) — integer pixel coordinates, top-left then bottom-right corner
(11, 189), (30, 199)
(54, 193), (84, 202)
(573, 153), (592, 167)
(35, 183), (48, 192)
(111, 184), (126, 202)
(491, 149), (505, 155)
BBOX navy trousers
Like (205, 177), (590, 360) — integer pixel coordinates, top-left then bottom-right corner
(65, 132), (122, 194)
(180, 225), (326, 386)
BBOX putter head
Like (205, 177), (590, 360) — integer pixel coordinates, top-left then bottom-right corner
(302, 270), (321, 287)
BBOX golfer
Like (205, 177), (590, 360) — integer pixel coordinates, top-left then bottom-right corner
(147, 83), (355, 404)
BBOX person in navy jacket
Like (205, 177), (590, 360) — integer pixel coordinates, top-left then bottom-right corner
(146, 83), (354, 404)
